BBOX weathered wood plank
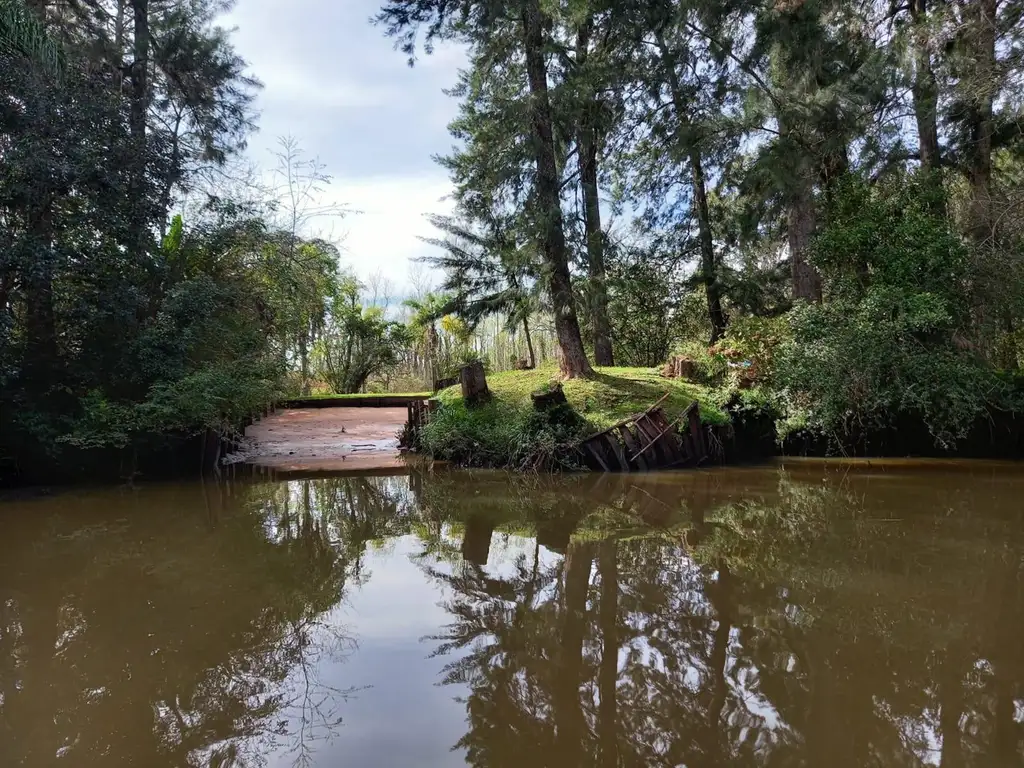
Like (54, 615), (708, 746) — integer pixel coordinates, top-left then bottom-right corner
(633, 414), (667, 465)
(604, 432), (629, 472)
(618, 425), (647, 471)
(649, 409), (684, 463)
(582, 439), (611, 472)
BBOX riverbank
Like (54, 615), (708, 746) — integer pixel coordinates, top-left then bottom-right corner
(414, 365), (1024, 469)
(417, 366), (729, 470)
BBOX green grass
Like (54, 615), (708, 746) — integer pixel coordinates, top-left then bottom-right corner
(421, 366), (727, 470)
(435, 365), (726, 427)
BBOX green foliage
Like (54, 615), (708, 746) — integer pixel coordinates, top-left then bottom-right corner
(672, 340), (729, 385)
(0, 0), (277, 481)
(420, 393), (589, 471)
(606, 247), (690, 367)
(315, 277), (412, 394)
(775, 175), (1013, 446)
(718, 314), (790, 379)
(419, 366), (726, 469)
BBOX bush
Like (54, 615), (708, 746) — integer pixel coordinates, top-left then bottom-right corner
(419, 390), (589, 471)
(774, 173), (1015, 447)
(672, 340), (728, 385)
(718, 314), (791, 382)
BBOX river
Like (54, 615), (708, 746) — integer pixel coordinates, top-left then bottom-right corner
(2, 460), (1023, 766)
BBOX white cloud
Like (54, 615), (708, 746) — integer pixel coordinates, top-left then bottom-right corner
(220, 0), (465, 293)
(292, 175), (453, 289)
(335, 176), (454, 284)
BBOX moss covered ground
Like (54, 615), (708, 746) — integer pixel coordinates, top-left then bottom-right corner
(434, 365), (726, 427)
(420, 365), (727, 469)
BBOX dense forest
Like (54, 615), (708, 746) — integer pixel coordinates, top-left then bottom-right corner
(0, 0), (430, 481)
(2, 0), (1024, 481)
(378, 0), (1024, 451)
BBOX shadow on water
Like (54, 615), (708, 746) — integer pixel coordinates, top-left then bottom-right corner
(1, 461), (1023, 766)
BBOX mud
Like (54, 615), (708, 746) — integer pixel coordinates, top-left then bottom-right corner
(238, 407), (408, 472)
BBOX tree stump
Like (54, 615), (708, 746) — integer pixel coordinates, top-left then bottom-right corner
(460, 361), (491, 407)
(673, 356), (699, 380)
(531, 382), (568, 411)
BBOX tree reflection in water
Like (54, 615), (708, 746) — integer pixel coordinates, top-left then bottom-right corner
(0, 474), (416, 767)
(418, 467), (1024, 768)
(1, 465), (1023, 767)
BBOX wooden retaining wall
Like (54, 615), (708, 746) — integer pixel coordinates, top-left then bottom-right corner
(578, 399), (709, 472)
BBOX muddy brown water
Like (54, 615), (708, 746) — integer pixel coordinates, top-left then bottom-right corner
(2, 460), (1024, 767)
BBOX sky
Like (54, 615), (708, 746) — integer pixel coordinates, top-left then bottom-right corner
(222, 0), (466, 292)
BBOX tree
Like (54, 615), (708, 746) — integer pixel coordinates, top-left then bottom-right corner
(421, 212), (541, 369)
(316, 276), (411, 394)
(0, 0), (64, 74)
(403, 291), (448, 386)
(564, 3), (619, 363)
(612, 0), (735, 341)
(376, 0), (593, 377)
(0, 0), (317, 482)
(268, 136), (346, 394)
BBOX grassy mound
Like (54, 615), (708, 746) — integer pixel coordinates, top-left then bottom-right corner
(420, 366), (726, 470)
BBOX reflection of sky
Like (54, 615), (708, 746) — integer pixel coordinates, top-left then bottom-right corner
(264, 535), (471, 768)
(252, 514), (797, 768)
(255, 525), (571, 767)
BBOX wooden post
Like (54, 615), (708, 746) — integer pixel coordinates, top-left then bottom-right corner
(459, 362), (490, 407)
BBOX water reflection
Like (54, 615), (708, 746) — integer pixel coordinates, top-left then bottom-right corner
(1, 463), (1023, 767)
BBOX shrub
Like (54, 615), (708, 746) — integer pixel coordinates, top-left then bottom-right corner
(718, 314), (791, 382)
(672, 340), (728, 384)
(419, 391), (589, 471)
(774, 173), (1015, 447)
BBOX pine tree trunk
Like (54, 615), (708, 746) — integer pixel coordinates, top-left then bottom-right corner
(129, 0), (150, 260)
(522, 314), (536, 369)
(788, 174), (821, 302)
(656, 32), (729, 338)
(577, 18), (613, 367)
(690, 150), (728, 343)
(777, 106), (822, 302)
(770, 31), (823, 302)
(580, 137), (614, 365)
(520, 0), (592, 378)
(910, 0), (941, 173)
(114, 0), (125, 92)
(967, 0), (996, 247)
